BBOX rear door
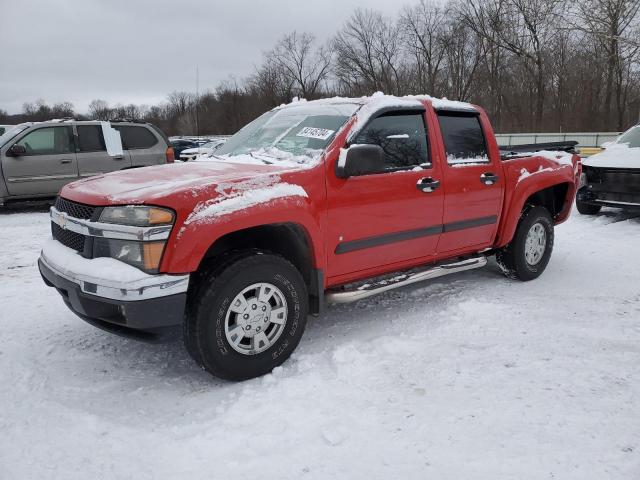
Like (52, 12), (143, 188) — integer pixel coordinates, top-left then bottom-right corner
(326, 108), (444, 279)
(2, 125), (78, 196)
(435, 110), (504, 254)
(76, 124), (130, 178)
(114, 124), (164, 166)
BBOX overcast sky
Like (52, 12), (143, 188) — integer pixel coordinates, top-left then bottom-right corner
(0, 0), (403, 114)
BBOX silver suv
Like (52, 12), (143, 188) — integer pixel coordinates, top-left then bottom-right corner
(0, 120), (173, 205)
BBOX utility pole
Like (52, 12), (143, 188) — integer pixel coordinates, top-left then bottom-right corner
(195, 65), (200, 138)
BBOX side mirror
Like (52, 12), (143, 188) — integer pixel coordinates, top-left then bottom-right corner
(7, 144), (26, 157)
(336, 144), (385, 178)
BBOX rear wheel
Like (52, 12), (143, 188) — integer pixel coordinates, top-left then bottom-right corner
(185, 252), (308, 381)
(496, 206), (554, 281)
(576, 199), (601, 215)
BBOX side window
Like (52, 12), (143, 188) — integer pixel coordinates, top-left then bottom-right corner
(17, 127), (74, 156)
(77, 125), (106, 152)
(113, 125), (157, 150)
(354, 112), (429, 170)
(437, 112), (488, 165)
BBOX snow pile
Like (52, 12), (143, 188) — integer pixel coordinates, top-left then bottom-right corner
(532, 150), (575, 166)
(517, 166), (554, 183)
(447, 155), (489, 166)
(185, 182), (308, 225)
(582, 143), (640, 168)
(41, 237), (151, 284)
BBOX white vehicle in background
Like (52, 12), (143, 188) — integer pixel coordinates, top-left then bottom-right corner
(577, 124), (640, 214)
(0, 125), (14, 136)
(179, 138), (227, 161)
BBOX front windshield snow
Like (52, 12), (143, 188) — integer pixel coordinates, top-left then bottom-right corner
(213, 103), (359, 165)
(617, 126), (640, 148)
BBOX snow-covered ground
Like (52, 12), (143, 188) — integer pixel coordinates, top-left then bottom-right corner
(1, 205), (639, 479)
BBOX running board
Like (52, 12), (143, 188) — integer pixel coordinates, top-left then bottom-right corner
(325, 256), (488, 304)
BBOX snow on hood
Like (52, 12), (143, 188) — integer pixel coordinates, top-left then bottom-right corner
(62, 161), (295, 204)
(184, 180), (308, 226)
(582, 143), (640, 169)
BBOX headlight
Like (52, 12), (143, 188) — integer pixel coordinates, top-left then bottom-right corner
(96, 205), (175, 273)
(99, 206), (174, 226)
(579, 172), (588, 188)
(93, 238), (166, 273)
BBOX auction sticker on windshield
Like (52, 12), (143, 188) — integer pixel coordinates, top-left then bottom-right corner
(296, 127), (335, 140)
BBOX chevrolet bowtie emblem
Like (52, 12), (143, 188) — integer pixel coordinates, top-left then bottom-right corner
(59, 212), (68, 230)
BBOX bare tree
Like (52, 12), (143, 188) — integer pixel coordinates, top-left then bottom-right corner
(400, 1), (448, 94)
(88, 99), (111, 120)
(266, 32), (332, 99)
(333, 9), (405, 95)
(574, 0), (640, 128)
(460, 0), (565, 130)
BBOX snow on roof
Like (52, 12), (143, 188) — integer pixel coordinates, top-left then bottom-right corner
(274, 92), (477, 143)
(276, 91), (476, 113)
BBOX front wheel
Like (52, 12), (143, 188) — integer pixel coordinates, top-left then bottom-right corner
(185, 252), (308, 381)
(496, 206), (554, 281)
(576, 199), (601, 215)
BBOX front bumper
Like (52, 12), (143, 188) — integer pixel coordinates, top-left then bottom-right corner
(577, 186), (640, 210)
(39, 246), (189, 340)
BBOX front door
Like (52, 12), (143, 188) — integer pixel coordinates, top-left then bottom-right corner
(2, 125), (78, 196)
(326, 109), (444, 280)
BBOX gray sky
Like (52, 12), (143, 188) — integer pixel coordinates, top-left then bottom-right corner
(0, 0), (402, 114)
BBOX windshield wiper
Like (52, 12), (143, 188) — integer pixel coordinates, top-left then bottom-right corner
(249, 152), (273, 165)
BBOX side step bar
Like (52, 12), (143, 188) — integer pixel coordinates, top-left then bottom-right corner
(325, 256), (488, 304)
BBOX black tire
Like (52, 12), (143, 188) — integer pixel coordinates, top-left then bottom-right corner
(496, 206), (554, 281)
(185, 251), (308, 381)
(576, 199), (601, 215)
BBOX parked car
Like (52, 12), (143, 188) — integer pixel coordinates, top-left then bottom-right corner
(577, 124), (640, 214)
(0, 125), (13, 136)
(170, 139), (200, 160)
(39, 94), (580, 380)
(179, 139), (228, 161)
(0, 120), (173, 205)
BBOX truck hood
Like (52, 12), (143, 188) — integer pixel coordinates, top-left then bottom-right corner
(61, 161), (297, 205)
(582, 143), (640, 169)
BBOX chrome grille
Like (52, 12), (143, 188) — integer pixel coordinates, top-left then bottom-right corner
(54, 197), (96, 220)
(51, 223), (86, 252)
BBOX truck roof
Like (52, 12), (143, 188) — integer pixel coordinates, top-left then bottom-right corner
(274, 92), (477, 114)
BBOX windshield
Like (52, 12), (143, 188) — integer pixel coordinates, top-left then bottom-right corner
(618, 126), (640, 148)
(0, 124), (29, 148)
(214, 103), (359, 165)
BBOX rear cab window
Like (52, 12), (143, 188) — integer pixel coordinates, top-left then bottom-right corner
(354, 111), (429, 171)
(112, 125), (158, 150)
(437, 112), (488, 165)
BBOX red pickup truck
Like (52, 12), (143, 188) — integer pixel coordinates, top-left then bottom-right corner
(39, 94), (580, 380)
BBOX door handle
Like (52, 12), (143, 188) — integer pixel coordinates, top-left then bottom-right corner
(416, 177), (440, 193)
(60, 159), (72, 164)
(480, 172), (499, 185)
(113, 155), (124, 160)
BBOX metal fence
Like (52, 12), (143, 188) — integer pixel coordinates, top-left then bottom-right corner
(495, 132), (621, 148)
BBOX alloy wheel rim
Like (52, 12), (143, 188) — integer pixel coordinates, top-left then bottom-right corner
(224, 282), (288, 355)
(524, 222), (547, 266)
